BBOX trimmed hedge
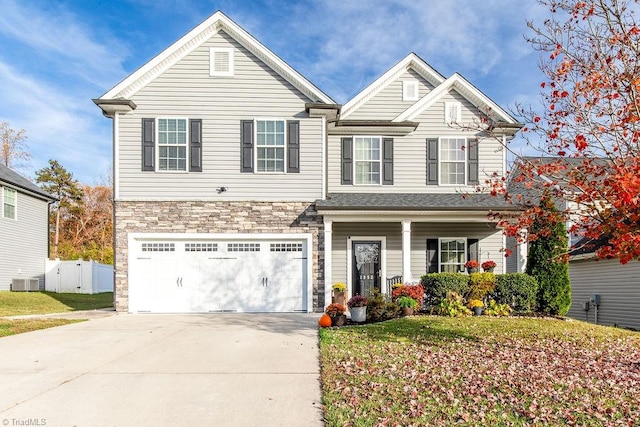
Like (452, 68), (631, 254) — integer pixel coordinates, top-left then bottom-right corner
(493, 273), (538, 313)
(421, 273), (470, 307)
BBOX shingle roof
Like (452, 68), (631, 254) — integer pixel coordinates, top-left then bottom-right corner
(316, 192), (521, 211)
(0, 165), (55, 201)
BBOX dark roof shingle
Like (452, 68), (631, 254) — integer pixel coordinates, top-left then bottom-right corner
(0, 165), (55, 201)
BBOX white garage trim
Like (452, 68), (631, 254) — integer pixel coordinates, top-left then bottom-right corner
(128, 232), (313, 313)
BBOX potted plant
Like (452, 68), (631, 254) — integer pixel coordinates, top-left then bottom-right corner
(464, 260), (479, 273)
(396, 296), (418, 316)
(347, 295), (368, 323)
(481, 260), (496, 273)
(468, 299), (484, 316)
(332, 282), (347, 305)
(325, 303), (347, 326)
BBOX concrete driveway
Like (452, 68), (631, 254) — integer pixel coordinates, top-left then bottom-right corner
(0, 313), (323, 426)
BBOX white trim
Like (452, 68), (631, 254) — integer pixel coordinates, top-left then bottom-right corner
(353, 135), (383, 185)
(100, 11), (334, 104)
(341, 53), (445, 119)
(156, 117), (190, 173)
(254, 118), (287, 174)
(438, 136), (467, 186)
(346, 236), (387, 297)
(2, 187), (17, 220)
(323, 219), (333, 308)
(128, 232), (314, 313)
(402, 80), (419, 101)
(321, 117), (327, 199)
(402, 220), (413, 283)
(209, 47), (234, 76)
(393, 73), (517, 124)
(114, 113), (120, 200)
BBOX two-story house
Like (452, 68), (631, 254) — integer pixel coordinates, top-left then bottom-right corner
(94, 11), (521, 313)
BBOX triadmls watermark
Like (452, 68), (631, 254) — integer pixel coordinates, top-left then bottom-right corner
(2, 419), (47, 426)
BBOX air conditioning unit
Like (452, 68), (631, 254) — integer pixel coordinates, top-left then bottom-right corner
(11, 278), (40, 292)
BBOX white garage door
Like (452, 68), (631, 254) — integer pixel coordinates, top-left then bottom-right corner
(128, 235), (310, 313)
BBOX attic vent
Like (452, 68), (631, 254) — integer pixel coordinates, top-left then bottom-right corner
(403, 81), (419, 101)
(210, 48), (234, 76)
(445, 101), (462, 124)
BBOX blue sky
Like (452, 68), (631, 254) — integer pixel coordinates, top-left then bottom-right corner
(0, 0), (547, 184)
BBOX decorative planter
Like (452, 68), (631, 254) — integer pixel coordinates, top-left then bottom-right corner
(349, 306), (367, 323)
(401, 307), (414, 316)
(332, 291), (346, 306)
(473, 307), (484, 316)
(483, 268), (494, 273)
(467, 268), (479, 274)
(330, 314), (346, 326)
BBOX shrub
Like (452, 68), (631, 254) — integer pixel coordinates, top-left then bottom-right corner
(484, 299), (513, 316)
(366, 291), (400, 322)
(421, 273), (469, 307)
(467, 272), (496, 300)
(396, 296), (418, 309)
(493, 273), (538, 313)
(325, 303), (346, 316)
(434, 291), (471, 317)
(391, 284), (425, 307)
(347, 295), (368, 308)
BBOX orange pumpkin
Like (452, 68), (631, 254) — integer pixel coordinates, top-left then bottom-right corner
(318, 314), (332, 328)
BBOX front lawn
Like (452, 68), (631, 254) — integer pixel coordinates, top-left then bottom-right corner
(0, 292), (113, 317)
(320, 316), (640, 426)
(0, 318), (83, 337)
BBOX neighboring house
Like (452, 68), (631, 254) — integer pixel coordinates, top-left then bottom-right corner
(568, 239), (640, 330)
(94, 11), (522, 313)
(0, 164), (55, 291)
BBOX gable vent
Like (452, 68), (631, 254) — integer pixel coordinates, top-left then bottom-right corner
(403, 81), (419, 101)
(210, 48), (234, 76)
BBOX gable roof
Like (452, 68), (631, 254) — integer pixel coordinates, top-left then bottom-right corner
(97, 11), (334, 104)
(0, 165), (54, 201)
(340, 53), (445, 119)
(393, 72), (519, 125)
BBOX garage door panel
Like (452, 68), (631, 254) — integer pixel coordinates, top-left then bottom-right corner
(129, 237), (308, 313)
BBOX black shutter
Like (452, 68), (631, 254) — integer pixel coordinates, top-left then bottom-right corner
(341, 137), (353, 185)
(468, 239), (479, 263)
(382, 137), (393, 185)
(426, 238), (439, 273)
(468, 138), (479, 184)
(426, 138), (438, 185)
(287, 120), (300, 173)
(241, 120), (254, 173)
(142, 118), (155, 172)
(189, 119), (202, 172)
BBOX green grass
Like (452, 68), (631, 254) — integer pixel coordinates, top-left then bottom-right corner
(320, 316), (640, 426)
(0, 318), (83, 337)
(0, 292), (113, 317)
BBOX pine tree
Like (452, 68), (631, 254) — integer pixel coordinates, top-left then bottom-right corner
(526, 195), (572, 316)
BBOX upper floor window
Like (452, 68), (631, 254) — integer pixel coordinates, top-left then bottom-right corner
(439, 137), (466, 185)
(402, 81), (419, 101)
(355, 137), (381, 185)
(210, 48), (234, 77)
(3, 187), (16, 219)
(444, 101), (461, 124)
(158, 118), (187, 171)
(256, 120), (285, 172)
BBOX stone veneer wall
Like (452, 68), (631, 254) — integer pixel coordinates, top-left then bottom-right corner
(114, 201), (325, 312)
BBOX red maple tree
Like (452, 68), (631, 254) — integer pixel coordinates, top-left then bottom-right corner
(484, 0), (640, 263)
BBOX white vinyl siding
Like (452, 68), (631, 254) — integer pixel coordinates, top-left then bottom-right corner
(117, 30), (323, 201)
(440, 238), (466, 273)
(209, 48), (233, 76)
(158, 118), (187, 171)
(439, 137), (466, 185)
(348, 69), (435, 120)
(354, 137), (381, 185)
(3, 187), (17, 219)
(0, 190), (49, 290)
(328, 91), (505, 193)
(256, 119), (285, 172)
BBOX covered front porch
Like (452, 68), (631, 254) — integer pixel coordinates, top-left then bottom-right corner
(317, 193), (519, 305)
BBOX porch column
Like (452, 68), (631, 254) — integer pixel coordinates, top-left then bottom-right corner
(323, 218), (333, 308)
(518, 228), (528, 273)
(402, 220), (413, 283)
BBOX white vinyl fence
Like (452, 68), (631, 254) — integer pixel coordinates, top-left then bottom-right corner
(45, 258), (114, 294)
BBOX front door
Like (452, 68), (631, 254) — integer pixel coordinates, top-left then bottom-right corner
(352, 241), (381, 297)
